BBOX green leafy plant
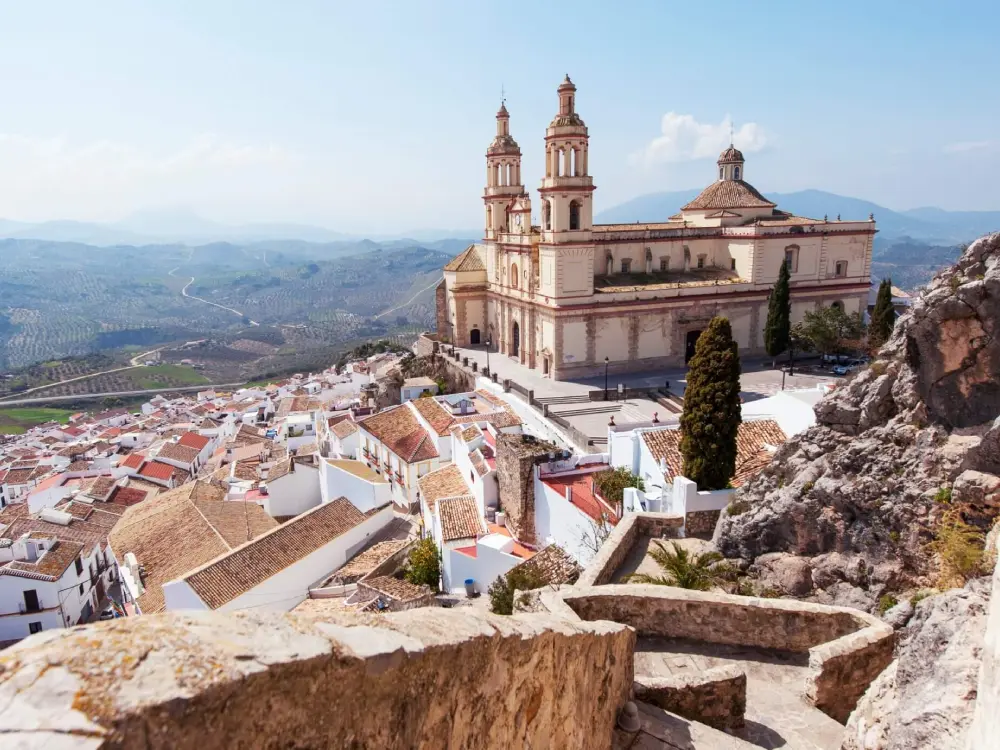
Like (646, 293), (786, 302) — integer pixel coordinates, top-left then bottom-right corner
(488, 565), (548, 615)
(869, 278), (897, 350)
(593, 467), (645, 506)
(680, 316), (742, 490)
(802, 481), (815, 493)
(889, 531), (901, 544)
(764, 260), (791, 363)
(877, 594), (898, 614)
(799, 305), (867, 357)
(624, 541), (724, 591)
(934, 486), (952, 504)
(404, 537), (441, 590)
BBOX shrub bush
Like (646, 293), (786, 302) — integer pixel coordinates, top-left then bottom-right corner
(404, 537), (441, 590)
(929, 509), (984, 587)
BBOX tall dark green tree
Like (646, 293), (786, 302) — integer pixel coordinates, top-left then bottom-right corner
(764, 260), (791, 364)
(870, 278), (896, 349)
(680, 316), (742, 490)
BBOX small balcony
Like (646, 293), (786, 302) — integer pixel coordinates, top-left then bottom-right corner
(18, 601), (43, 614)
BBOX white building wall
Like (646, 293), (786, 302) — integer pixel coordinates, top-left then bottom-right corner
(320, 460), (391, 512)
(445, 548), (479, 594)
(262, 464), (321, 519)
(532, 473), (603, 566)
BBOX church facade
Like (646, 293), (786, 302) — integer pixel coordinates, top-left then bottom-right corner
(437, 76), (875, 380)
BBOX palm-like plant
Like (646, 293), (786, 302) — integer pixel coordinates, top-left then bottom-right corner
(626, 541), (724, 590)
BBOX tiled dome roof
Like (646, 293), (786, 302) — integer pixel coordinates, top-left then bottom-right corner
(718, 146), (744, 163)
(681, 180), (775, 211)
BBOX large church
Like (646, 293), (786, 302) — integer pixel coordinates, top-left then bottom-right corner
(437, 76), (875, 380)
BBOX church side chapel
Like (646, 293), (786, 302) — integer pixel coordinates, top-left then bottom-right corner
(438, 76), (875, 380)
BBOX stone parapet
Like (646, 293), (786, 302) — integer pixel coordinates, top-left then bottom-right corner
(685, 509), (721, 538)
(0, 607), (635, 750)
(633, 664), (747, 733)
(577, 512), (684, 587)
(806, 619), (897, 723)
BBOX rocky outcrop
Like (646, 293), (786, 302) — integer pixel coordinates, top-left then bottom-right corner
(716, 233), (1000, 605)
(842, 579), (989, 749)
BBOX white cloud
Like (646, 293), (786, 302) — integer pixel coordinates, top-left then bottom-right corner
(631, 113), (768, 166)
(0, 133), (298, 222)
(943, 140), (992, 154)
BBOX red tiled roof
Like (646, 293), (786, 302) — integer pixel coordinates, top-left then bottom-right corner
(110, 486), (148, 506)
(121, 453), (145, 470)
(139, 461), (175, 481)
(178, 432), (210, 451)
(541, 473), (618, 525)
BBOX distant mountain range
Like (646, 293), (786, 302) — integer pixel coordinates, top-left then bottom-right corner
(596, 189), (1000, 244)
(0, 209), (480, 247)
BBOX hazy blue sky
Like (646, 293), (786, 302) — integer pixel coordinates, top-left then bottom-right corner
(0, 1), (996, 232)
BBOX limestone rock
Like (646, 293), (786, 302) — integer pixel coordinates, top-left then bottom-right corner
(881, 600), (914, 630)
(842, 579), (989, 750)
(717, 233), (1000, 606)
(753, 552), (813, 596)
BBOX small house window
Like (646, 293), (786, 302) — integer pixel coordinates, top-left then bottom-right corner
(29, 622), (42, 635)
(660, 258), (668, 272)
(621, 259), (631, 274)
(730, 258), (737, 270)
(79, 584), (84, 596)
(75, 558), (83, 575)
(784, 246), (799, 273)
(719, 167), (724, 180)
(834, 260), (847, 277)
(696, 255), (706, 269)
(569, 201), (581, 231)
(831, 300), (844, 311)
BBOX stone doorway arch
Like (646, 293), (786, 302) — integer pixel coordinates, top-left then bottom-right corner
(470, 328), (481, 346)
(511, 321), (520, 358)
(685, 330), (702, 363)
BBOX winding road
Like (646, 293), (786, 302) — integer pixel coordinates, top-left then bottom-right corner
(168, 265), (259, 326)
(373, 276), (443, 320)
(0, 347), (167, 402)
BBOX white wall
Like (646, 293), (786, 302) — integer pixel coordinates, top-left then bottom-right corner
(532, 473), (602, 566)
(320, 460), (391, 512)
(262, 463), (321, 518)
(164, 504), (394, 613)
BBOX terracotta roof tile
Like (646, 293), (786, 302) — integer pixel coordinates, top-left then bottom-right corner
(1, 540), (85, 581)
(359, 405), (439, 463)
(437, 496), (485, 541)
(418, 464), (471, 513)
(332, 420), (359, 439)
(508, 544), (580, 586)
(360, 574), (428, 602)
(681, 180), (776, 211)
(443, 244), (485, 272)
(157, 442), (201, 464)
(182, 498), (372, 609)
(409, 398), (455, 436)
(178, 432), (210, 451)
(139, 461), (176, 481)
(107, 482), (277, 613)
(327, 540), (408, 584)
(642, 419), (787, 487)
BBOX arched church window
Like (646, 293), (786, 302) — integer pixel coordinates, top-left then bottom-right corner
(569, 201), (581, 231)
(734, 166), (741, 180)
(719, 167), (724, 180)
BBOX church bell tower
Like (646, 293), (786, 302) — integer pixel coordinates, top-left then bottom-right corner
(484, 102), (524, 240)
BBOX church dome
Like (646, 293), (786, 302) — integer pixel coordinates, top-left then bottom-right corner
(718, 145), (744, 164)
(496, 102), (509, 118)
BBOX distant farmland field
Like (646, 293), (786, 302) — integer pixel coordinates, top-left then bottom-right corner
(0, 407), (74, 434)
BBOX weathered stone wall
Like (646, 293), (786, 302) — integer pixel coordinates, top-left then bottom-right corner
(413, 333), (438, 357)
(560, 585), (872, 651)
(355, 580), (434, 612)
(806, 623), (897, 723)
(685, 509), (721, 538)
(577, 513), (685, 587)
(0, 607), (635, 750)
(434, 280), (448, 341)
(633, 664), (746, 733)
(497, 435), (553, 545)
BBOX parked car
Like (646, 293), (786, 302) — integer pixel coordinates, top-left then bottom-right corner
(832, 364), (856, 376)
(98, 606), (116, 621)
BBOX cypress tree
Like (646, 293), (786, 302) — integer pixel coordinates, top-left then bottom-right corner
(764, 260), (791, 362)
(680, 316), (742, 490)
(870, 278), (896, 349)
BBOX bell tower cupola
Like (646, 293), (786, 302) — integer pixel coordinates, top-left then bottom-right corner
(539, 75), (595, 238)
(717, 144), (745, 182)
(484, 101), (524, 240)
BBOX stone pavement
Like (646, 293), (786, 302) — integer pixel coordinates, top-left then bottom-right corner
(634, 637), (845, 750)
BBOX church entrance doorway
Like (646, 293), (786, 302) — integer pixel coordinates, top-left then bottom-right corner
(511, 322), (520, 358)
(685, 330), (702, 363)
(469, 328), (481, 346)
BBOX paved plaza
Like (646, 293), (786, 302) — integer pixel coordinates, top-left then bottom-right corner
(447, 342), (839, 444)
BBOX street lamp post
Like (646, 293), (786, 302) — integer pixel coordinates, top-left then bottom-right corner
(604, 356), (610, 401)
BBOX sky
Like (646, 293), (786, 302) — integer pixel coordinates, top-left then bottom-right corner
(0, 1), (997, 233)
